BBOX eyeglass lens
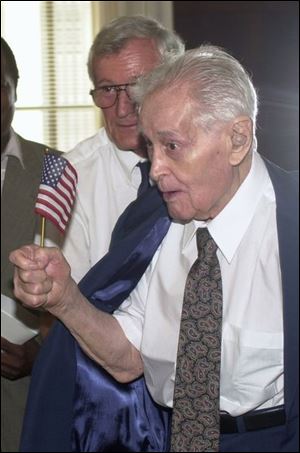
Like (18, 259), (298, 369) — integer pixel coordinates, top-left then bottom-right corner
(91, 84), (133, 108)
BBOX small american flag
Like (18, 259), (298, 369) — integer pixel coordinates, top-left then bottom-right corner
(35, 153), (78, 233)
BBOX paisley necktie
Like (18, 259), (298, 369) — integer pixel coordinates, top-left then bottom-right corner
(171, 227), (223, 452)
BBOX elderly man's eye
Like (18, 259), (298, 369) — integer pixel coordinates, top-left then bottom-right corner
(167, 142), (178, 151)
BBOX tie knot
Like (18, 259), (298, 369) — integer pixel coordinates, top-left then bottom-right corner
(196, 227), (218, 260)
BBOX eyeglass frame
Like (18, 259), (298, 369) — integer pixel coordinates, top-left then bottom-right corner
(89, 82), (136, 109)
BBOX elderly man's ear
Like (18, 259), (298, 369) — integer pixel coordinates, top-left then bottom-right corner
(229, 116), (253, 166)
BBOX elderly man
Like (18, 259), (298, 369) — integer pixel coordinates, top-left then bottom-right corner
(11, 45), (298, 452)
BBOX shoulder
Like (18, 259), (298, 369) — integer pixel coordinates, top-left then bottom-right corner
(264, 159), (298, 239)
(65, 128), (114, 167)
(18, 134), (60, 154)
(18, 135), (45, 157)
(17, 134), (60, 175)
(265, 159), (298, 200)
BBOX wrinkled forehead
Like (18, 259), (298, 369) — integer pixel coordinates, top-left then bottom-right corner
(139, 85), (197, 137)
(140, 83), (192, 118)
(92, 38), (161, 84)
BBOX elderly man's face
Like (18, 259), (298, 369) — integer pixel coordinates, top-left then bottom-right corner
(91, 38), (160, 155)
(141, 86), (245, 222)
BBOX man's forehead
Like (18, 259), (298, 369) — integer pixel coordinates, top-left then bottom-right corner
(93, 39), (161, 85)
(142, 84), (191, 113)
(140, 92), (196, 137)
(97, 38), (159, 65)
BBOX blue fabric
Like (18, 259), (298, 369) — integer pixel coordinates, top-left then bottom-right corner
(72, 349), (171, 452)
(220, 421), (298, 452)
(137, 161), (151, 197)
(72, 186), (172, 451)
(20, 184), (172, 452)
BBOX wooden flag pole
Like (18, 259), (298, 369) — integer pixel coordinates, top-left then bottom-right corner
(39, 148), (49, 248)
(40, 216), (46, 247)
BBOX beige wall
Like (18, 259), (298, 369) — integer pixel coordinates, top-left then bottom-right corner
(92, 1), (174, 36)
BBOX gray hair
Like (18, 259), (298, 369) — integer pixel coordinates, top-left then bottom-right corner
(134, 44), (258, 149)
(87, 15), (185, 81)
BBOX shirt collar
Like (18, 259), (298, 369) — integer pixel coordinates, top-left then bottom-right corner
(182, 152), (271, 263)
(1, 129), (25, 169)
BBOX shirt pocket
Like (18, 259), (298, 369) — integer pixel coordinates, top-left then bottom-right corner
(221, 323), (284, 410)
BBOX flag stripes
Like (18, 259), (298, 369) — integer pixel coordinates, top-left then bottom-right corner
(35, 153), (78, 233)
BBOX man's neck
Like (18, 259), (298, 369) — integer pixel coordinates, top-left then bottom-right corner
(133, 148), (148, 159)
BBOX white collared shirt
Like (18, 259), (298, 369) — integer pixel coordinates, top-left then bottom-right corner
(1, 130), (24, 194)
(62, 128), (144, 283)
(114, 152), (284, 416)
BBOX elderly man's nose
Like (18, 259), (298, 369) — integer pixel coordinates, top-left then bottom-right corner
(150, 150), (167, 181)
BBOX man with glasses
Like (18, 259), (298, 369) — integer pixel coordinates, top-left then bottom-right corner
(62, 15), (184, 284)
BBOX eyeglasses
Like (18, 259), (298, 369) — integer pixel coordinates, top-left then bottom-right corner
(89, 83), (136, 109)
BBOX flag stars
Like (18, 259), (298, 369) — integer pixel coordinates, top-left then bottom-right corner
(35, 153), (78, 234)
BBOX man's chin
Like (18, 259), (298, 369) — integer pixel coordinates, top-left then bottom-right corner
(166, 206), (193, 224)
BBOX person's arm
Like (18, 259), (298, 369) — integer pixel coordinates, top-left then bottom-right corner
(1, 310), (57, 380)
(1, 336), (40, 380)
(9, 245), (143, 383)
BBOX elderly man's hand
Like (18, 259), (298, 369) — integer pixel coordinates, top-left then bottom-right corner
(9, 245), (75, 315)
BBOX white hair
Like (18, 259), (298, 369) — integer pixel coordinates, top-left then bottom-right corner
(134, 44), (258, 150)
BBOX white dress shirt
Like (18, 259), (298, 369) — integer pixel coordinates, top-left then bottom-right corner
(114, 152), (284, 416)
(1, 130), (24, 194)
(62, 128), (144, 283)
